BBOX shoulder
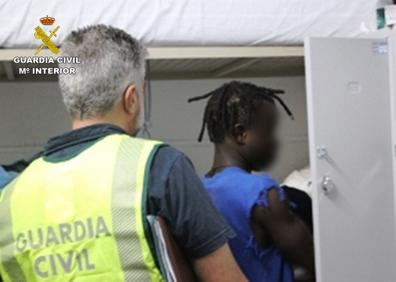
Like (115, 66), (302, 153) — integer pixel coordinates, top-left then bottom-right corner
(237, 173), (282, 213)
(154, 144), (186, 161)
(151, 145), (192, 175)
(147, 145), (197, 207)
(237, 171), (279, 189)
(249, 173), (282, 202)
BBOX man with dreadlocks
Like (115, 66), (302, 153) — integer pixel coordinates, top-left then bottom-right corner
(189, 81), (315, 282)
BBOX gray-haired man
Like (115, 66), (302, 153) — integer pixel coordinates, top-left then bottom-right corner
(0, 25), (246, 282)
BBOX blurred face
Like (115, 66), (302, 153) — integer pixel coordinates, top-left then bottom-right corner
(241, 103), (279, 171)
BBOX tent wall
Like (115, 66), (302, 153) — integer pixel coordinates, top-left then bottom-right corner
(0, 76), (308, 181)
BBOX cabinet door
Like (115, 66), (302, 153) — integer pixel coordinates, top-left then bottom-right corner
(305, 37), (396, 282)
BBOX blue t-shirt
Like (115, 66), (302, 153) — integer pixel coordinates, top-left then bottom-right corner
(202, 166), (294, 282)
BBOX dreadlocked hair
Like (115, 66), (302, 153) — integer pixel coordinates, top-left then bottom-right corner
(188, 81), (294, 143)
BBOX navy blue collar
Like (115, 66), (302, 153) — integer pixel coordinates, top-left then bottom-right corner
(43, 123), (127, 156)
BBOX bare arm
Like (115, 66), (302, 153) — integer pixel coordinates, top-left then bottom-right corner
(193, 244), (247, 282)
(251, 188), (315, 274)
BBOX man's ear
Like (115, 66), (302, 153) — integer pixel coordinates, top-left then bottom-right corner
(233, 123), (248, 145)
(122, 84), (139, 115)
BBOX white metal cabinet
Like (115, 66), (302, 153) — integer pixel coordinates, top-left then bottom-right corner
(305, 37), (396, 282)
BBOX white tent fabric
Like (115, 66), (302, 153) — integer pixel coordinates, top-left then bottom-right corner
(0, 0), (391, 48)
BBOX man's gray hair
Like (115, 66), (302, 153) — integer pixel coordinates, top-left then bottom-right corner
(59, 25), (146, 119)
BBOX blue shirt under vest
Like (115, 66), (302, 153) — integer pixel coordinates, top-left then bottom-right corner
(202, 166), (294, 282)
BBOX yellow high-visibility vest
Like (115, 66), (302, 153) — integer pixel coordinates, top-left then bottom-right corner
(0, 134), (164, 282)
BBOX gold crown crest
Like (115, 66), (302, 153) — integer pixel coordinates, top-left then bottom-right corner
(40, 15), (55, 25)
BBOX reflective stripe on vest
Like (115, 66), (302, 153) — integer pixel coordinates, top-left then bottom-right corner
(0, 134), (163, 282)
